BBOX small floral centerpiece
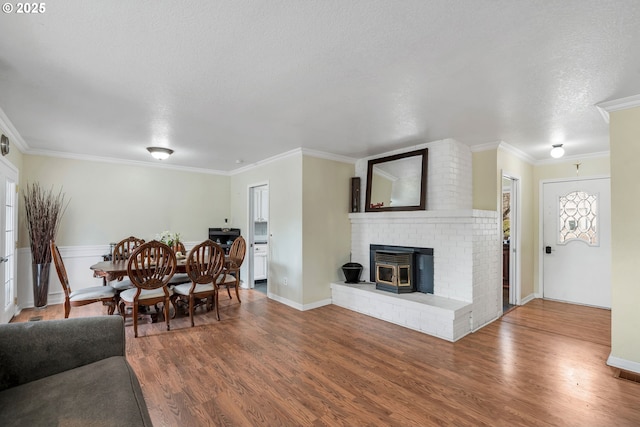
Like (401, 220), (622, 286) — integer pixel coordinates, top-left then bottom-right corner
(156, 231), (181, 247)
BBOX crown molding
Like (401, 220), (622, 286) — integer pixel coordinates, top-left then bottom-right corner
(300, 148), (357, 164)
(449, 140), (539, 164)
(229, 147), (356, 176)
(26, 148), (229, 175)
(472, 141), (537, 165)
(24, 145), (355, 177)
(498, 142), (536, 164)
(596, 94), (640, 124)
(469, 141), (501, 152)
(534, 150), (610, 166)
(229, 148), (303, 175)
(0, 106), (29, 153)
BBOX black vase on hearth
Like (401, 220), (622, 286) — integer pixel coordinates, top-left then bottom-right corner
(341, 262), (363, 283)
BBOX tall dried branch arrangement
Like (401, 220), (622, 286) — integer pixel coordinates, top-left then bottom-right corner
(23, 183), (69, 264)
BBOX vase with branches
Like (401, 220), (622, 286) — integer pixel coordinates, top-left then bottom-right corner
(23, 183), (68, 308)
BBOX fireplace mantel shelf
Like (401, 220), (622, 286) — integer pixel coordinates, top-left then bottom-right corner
(349, 209), (496, 221)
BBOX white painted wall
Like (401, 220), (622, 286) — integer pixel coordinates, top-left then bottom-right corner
(230, 152), (304, 306)
(302, 156), (353, 305)
(229, 152), (354, 309)
(16, 155), (230, 309)
(20, 155), (230, 246)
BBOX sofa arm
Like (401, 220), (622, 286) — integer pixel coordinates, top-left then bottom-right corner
(0, 316), (125, 391)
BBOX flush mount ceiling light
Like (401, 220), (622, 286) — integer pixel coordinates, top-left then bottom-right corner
(147, 146), (174, 160)
(550, 144), (565, 159)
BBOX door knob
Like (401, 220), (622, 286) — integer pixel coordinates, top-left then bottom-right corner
(545, 246), (552, 254)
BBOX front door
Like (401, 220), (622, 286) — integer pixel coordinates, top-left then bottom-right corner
(0, 159), (18, 324)
(542, 177), (611, 308)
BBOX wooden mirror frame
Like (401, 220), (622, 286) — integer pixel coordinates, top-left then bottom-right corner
(365, 148), (428, 212)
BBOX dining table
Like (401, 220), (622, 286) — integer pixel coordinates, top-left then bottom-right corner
(90, 257), (189, 284)
(90, 252), (238, 324)
(90, 257), (191, 321)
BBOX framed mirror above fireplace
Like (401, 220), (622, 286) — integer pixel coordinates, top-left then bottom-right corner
(365, 148), (427, 212)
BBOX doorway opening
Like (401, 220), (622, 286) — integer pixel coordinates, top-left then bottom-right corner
(248, 184), (269, 294)
(502, 173), (519, 314)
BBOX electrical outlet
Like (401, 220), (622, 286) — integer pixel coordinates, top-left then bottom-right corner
(283, 277), (288, 286)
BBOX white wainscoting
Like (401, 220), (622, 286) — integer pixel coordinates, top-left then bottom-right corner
(17, 241), (200, 311)
(17, 245), (109, 310)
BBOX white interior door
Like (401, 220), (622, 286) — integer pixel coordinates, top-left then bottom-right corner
(542, 178), (611, 308)
(0, 160), (18, 324)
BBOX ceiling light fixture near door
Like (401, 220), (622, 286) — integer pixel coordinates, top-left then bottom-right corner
(147, 147), (174, 160)
(550, 144), (565, 159)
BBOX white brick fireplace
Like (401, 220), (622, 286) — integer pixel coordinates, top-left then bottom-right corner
(331, 139), (500, 342)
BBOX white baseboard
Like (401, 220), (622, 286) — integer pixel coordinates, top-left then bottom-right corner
(607, 355), (640, 374)
(302, 298), (332, 311)
(266, 293), (331, 311)
(520, 293), (538, 305)
(267, 292), (303, 310)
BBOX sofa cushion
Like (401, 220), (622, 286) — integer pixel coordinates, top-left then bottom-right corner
(0, 317), (126, 391)
(0, 356), (152, 427)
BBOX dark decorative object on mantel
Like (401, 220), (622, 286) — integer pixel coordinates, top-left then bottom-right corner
(350, 177), (360, 213)
(23, 183), (69, 308)
(342, 262), (363, 283)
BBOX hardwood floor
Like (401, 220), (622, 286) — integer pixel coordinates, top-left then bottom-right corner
(11, 291), (640, 426)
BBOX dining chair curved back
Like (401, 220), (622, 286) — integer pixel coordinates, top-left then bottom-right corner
(120, 240), (176, 337)
(186, 240), (225, 285)
(109, 236), (145, 291)
(228, 236), (246, 267)
(172, 241), (186, 254)
(112, 236), (145, 261)
(167, 240), (190, 286)
(172, 240), (225, 326)
(50, 240), (116, 318)
(219, 236), (246, 302)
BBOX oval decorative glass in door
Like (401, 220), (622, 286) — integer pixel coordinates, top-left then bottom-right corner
(558, 190), (598, 246)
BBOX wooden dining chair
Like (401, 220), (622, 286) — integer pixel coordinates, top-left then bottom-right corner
(218, 236), (246, 303)
(172, 239), (225, 326)
(168, 241), (191, 286)
(108, 236), (145, 291)
(113, 236), (146, 261)
(50, 241), (117, 318)
(119, 240), (177, 338)
(172, 241), (186, 254)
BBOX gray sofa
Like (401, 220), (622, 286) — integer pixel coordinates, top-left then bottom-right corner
(0, 316), (153, 427)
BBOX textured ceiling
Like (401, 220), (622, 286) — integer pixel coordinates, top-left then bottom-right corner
(1, 0), (639, 172)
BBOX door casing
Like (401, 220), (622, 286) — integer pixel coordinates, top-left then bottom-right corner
(0, 157), (18, 324)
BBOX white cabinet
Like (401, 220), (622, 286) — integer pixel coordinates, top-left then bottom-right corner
(253, 187), (269, 222)
(254, 243), (268, 281)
